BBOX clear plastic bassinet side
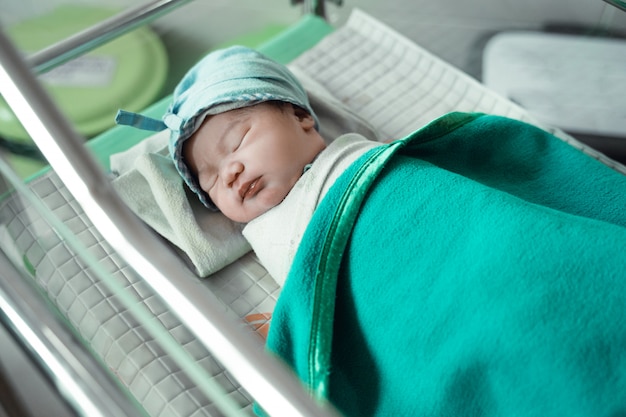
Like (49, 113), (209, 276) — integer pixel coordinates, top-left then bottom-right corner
(0, 2), (342, 416)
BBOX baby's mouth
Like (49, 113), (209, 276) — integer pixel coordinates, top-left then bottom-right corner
(240, 177), (260, 200)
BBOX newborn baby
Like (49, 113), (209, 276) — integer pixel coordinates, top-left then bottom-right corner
(115, 45), (382, 283)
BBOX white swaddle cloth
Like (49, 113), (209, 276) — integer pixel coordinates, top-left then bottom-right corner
(242, 134), (380, 286)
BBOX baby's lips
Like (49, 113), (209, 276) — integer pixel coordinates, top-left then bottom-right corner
(239, 177), (261, 200)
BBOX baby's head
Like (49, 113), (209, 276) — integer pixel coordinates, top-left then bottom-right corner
(182, 98), (325, 222)
(121, 46), (326, 222)
(170, 46), (326, 222)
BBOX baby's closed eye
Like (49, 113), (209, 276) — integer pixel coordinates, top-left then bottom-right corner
(232, 129), (248, 152)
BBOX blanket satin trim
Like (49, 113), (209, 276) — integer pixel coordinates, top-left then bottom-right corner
(308, 142), (401, 397)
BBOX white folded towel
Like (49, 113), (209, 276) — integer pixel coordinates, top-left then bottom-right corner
(110, 130), (250, 277)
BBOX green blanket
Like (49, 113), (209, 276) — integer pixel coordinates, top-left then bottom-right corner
(265, 112), (626, 417)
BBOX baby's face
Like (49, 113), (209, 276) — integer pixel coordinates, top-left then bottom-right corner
(183, 102), (326, 222)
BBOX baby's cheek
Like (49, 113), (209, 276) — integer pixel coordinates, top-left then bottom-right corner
(259, 186), (290, 208)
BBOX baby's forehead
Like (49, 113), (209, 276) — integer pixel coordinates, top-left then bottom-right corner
(187, 101), (291, 156)
(193, 109), (245, 144)
(194, 101), (278, 135)
(194, 104), (255, 135)
(187, 105), (262, 154)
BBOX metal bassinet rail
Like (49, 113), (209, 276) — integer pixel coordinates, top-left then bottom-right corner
(0, 2), (341, 416)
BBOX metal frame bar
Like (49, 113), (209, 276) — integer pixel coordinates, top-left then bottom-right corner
(292, 0), (343, 19)
(29, 0), (194, 74)
(0, 5), (340, 417)
(0, 251), (145, 417)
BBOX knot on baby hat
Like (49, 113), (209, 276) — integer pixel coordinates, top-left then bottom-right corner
(115, 45), (317, 210)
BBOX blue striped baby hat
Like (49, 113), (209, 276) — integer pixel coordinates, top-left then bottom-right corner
(115, 45), (318, 210)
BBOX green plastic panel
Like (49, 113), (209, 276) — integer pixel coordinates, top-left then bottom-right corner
(0, 5), (168, 141)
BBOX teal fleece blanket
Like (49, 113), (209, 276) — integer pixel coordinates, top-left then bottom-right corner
(265, 112), (626, 417)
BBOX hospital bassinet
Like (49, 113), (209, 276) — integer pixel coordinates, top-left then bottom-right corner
(0, 2), (624, 417)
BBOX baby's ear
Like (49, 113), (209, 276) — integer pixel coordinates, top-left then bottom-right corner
(292, 104), (315, 130)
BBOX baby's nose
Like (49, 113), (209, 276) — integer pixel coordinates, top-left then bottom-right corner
(222, 160), (244, 186)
